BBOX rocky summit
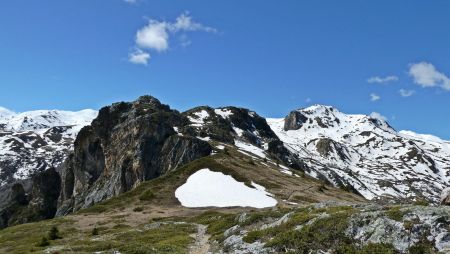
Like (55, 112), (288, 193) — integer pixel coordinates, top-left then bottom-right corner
(57, 96), (212, 215)
(0, 96), (449, 254)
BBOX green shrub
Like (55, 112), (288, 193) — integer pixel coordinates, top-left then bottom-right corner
(48, 226), (60, 240)
(36, 237), (50, 247)
(191, 212), (236, 242)
(243, 230), (265, 243)
(360, 243), (397, 254)
(133, 206), (144, 212)
(266, 211), (354, 252)
(413, 199), (429, 206)
(386, 206), (405, 221)
(92, 227), (99, 236)
(139, 190), (155, 201)
(317, 184), (327, 192)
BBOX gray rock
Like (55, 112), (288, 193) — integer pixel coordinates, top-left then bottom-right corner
(57, 95), (212, 215)
(283, 110), (308, 131)
(441, 187), (450, 205)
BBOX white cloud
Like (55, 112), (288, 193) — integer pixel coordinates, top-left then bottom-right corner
(124, 0), (137, 4)
(169, 12), (217, 33)
(399, 89), (415, 97)
(367, 75), (398, 84)
(128, 49), (150, 65)
(130, 12), (216, 65)
(136, 20), (170, 52)
(305, 98), (312, 103)
(370, 93), (380, 101)
(409, 62), (450, 91)
(370, 112), (387, 121)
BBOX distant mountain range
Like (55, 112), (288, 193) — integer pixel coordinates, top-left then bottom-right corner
(0, 107), (97, 185)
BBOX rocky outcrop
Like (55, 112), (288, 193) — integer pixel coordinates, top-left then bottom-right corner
(441, 187), (450, 205)
(57, 96), (212, 215)
(183, 106), (279, 146)
(0, 167), (61, 229)
(284, 110), (308, 131)
(183, 106), (308, 171)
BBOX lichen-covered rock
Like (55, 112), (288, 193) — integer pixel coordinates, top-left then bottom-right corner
(347, 205), (450, 253)
(441, 187), (450, 205)
(57, 96), (212, 215)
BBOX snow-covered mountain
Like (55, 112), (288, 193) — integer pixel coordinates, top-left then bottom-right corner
(267, 105), (450, 202)
(0, 107), (97, 185)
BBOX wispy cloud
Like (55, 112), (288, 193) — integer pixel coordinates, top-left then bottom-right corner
(128, 48), (150, 65)
(399, 89), (415, 97)
(169, 13), (217, 33)
(370, 112), (387, 121)
(370, 93), (380, 101)
(367, 75), (398, 84)
(409, 62), (450, 91)
(129, 12), (216, 65)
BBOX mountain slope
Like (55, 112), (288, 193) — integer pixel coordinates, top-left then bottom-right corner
(1, 96), (449, 230)
(0, 108), (97, 185)
(267, 105), (450, 202)
(0, 96), (449, 253)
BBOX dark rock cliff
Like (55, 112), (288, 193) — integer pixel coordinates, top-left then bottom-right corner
(284, 110), (308, 131)
(0, 168), (60, 228)
(56, 96), (212, 215)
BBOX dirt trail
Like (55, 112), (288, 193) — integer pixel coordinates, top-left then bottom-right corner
(188, 224), (210, 254)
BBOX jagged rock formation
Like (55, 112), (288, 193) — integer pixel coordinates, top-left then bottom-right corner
(181, 106), (306, 170)
(57, 96), (212, 215)
(0, 167), (61, 228)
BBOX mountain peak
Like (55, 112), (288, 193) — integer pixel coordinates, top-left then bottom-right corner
(300, 104), (338, 113)
(0, 107), (16, 119)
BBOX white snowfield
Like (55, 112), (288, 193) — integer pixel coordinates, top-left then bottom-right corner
(0, 107), (97, 133)
(175, 168), (277, 208)
(267, 105), (450, 202)
(0, 107), (98, 184)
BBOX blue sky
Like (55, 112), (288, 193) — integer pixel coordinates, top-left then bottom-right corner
(1, 1), (450, 139)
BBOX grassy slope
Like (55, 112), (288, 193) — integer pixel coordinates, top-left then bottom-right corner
(0, 147), (365, 253)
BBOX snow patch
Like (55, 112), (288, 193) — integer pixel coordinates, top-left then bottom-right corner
(235, 140), (266, 158)
(188, 110), (209, 127)
(175, 168), (277, 208)
(215, 108), (233, 119)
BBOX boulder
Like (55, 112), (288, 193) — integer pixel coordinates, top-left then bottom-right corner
(441, 187), (450, 205)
